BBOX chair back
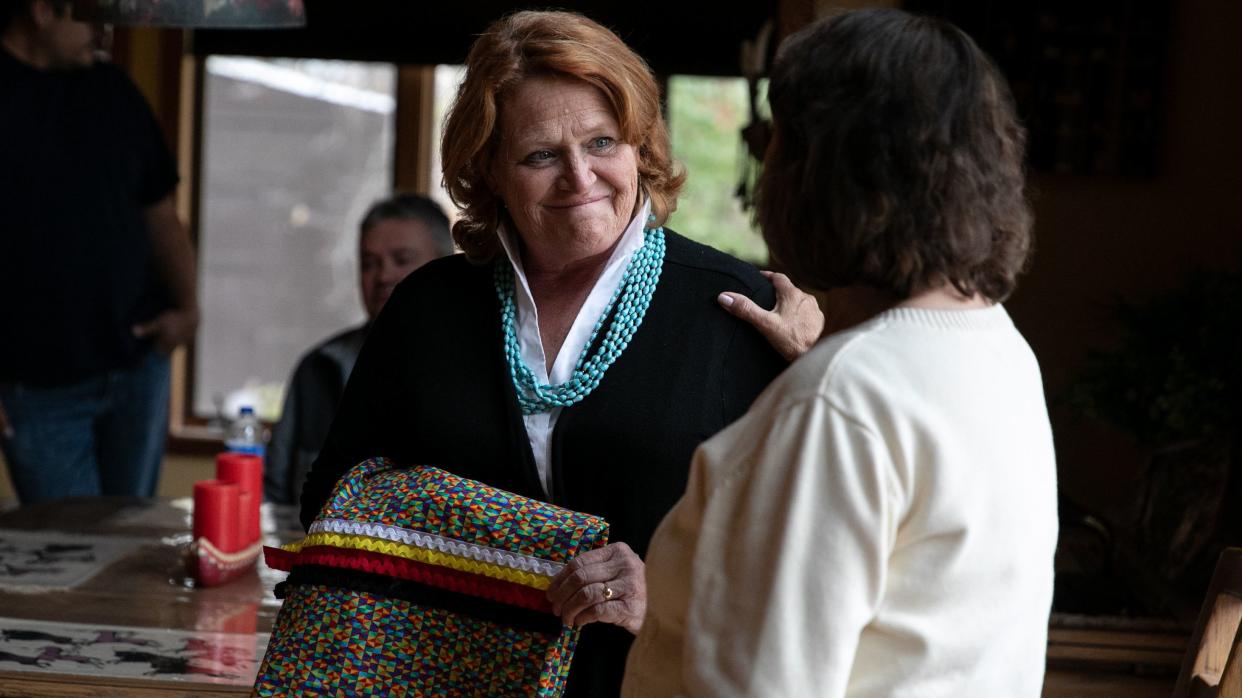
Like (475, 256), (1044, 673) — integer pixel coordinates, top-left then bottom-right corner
(1174, 547), (1242, 697)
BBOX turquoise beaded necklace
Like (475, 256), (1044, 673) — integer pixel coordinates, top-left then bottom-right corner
(494, 226), (666, 415)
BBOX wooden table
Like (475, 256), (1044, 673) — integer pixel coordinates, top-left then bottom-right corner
(0, 499), (1193, 696)
(0, 497), (299, 696)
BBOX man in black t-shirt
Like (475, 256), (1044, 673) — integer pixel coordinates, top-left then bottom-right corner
(0, 0), (198, 502)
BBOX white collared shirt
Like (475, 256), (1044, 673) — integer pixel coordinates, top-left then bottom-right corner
(496, 199), (652, 497)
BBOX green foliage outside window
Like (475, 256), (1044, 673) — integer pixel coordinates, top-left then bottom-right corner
(666, 76), (767, 264)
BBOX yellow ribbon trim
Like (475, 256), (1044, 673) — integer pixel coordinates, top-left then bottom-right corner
(280, 533), (552, 590)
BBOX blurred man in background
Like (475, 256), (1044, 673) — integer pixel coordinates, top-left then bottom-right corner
(264, 193), (452, 504)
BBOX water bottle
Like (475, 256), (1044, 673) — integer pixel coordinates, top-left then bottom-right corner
(225, 406), (266, 457)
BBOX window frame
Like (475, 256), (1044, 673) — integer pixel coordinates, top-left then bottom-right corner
(167, 54), (436, 454)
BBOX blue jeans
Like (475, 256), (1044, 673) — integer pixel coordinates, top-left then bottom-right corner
(0, 351), (170, 503)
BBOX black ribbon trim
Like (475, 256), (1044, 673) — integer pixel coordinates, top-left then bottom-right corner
(276, 565), (564, 635)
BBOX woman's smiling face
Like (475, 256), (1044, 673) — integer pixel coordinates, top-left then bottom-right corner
(490, 75), (640, 264)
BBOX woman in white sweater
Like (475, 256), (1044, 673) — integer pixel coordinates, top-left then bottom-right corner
(622, 9), (1058, 697)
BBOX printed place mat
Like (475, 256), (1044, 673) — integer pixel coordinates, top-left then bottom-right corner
(0, 616), (268, 685)
(0, 529), (147, 590)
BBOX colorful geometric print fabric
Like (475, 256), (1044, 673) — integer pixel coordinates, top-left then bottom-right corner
(254, 584), (578, 697)
(317, 459), (609, 563)
(255, 460), (609, 697)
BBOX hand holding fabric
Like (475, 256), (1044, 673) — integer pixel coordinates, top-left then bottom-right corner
(547, 541), (647, 635)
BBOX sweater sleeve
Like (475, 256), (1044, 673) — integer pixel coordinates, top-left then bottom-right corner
(267, 348), (339, 504)
(264, 362), (300, 504)
(644, 395), (901, 697)
(297, 295), (406, 529)
(719, 281), (788, 424)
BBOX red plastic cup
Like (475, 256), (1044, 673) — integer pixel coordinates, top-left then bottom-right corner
(193, 480), (240, 553)
(216, 453), (263, 546)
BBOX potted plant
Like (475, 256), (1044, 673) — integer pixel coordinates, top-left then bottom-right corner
(1069, 268), (1242, 621)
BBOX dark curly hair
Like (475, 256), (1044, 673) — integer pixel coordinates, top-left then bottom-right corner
(758, 8), (1032, 302)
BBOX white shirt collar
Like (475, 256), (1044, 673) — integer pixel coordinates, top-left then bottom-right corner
(495, 198), (653, 496)
(496, 198), (651, 386)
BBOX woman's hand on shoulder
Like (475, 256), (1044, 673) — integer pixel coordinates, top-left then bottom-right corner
(546, 542), (647, 635)
(718, 271), (824, 361)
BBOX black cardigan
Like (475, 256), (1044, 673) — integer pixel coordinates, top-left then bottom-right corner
(300, 230), (787, 697)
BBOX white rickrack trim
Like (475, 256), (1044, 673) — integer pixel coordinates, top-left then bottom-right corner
(309, 518), (566, 578)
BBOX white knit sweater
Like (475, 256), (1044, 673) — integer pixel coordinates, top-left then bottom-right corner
(622, 305), (1058, 697)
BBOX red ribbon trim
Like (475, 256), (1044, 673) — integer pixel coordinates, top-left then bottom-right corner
(268, 544), (554, 613)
